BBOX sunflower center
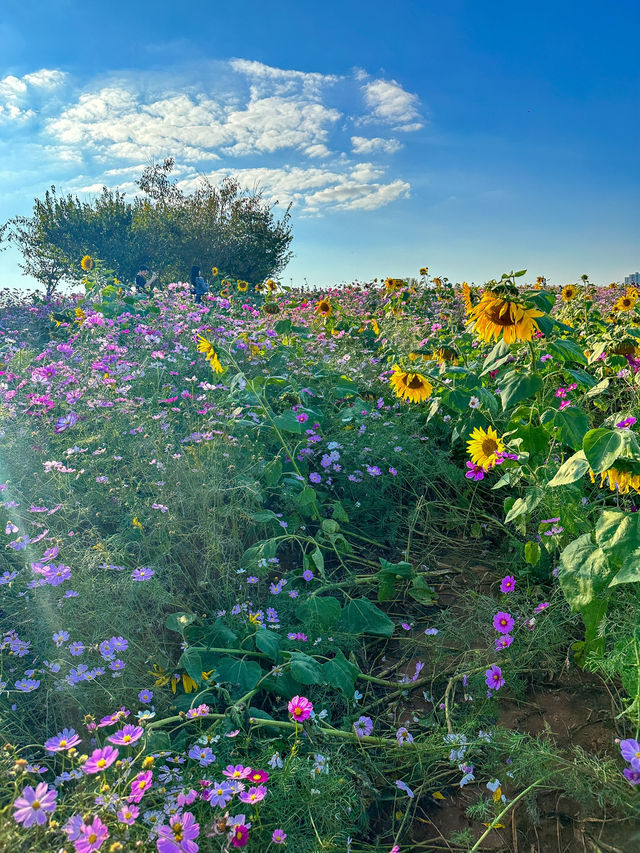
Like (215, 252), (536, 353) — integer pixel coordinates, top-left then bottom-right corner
(407, 375), (425, 389)
(486, 301), (516, 326)
(481, 438), (499, 455)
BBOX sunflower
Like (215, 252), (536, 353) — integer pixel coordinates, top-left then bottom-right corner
(461, 282), (473, 314)
(432, 277), (443, 288)
(419, 267), (428, 276)
(627, 287), (639, 301)
(468, 291), (544, 344)
(74, 307), (86, 325)
(315, 298), (333, 317)
(614, 293), (638, 312)
(466, 426), (505, 469)
(196, 335), (223, 373)
(265, 279), (278, 292)
(389, 365), (433, 403)
(608, 282), (618, 290)
(561, 284), (578, 302)
(589, 466), (640, 495)
(370, 318), (380, 335)
(211, 266), (219, 277)
(384, 277), (404, 292)
(237, 280), (249, 292)
(80, 254), (94, 271)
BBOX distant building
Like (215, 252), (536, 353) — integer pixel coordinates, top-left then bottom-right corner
(625, 272), (640, 285)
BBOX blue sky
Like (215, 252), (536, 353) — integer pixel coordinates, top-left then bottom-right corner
(1, 0), (639, 289)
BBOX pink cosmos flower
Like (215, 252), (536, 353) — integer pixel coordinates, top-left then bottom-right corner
(128, 770), (153, 803)
(499, 575), (515, 594)
(222, 764), (252, 780)
(272, 829), (287, 844)
(75, 815), (109, 853)
(83, 745), (119, 774)
(495, 634), (514, 651)
(13, 783), (57, 827)
(231, 824), (250, 848)
(245, 769), (269, 785)
(288, 695), (313, 721)
(117, 804), (139, 825)
(534, 601), (550, 614)
(107, 724), (143, 746)
(156, 811), (200, 853)
(238, 785), (267, 804)
(492, 612), (514, 634)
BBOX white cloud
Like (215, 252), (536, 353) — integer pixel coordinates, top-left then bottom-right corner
(351, 135), (402, 154)
(174, 162), (409, 214)
(2, 60), (421, 219)
(363, 78), (423, 129)
(0, 69), (68, 121)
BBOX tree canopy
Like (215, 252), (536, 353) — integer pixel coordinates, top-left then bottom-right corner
(4, 159), (293, 295)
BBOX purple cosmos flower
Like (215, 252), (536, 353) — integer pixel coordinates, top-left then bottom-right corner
(132, 567), (155, 581)
(272, 829), (287, 844)
(69, 641), (85, 656)
(302, 569), (314, 581)
(465, 461), (486, 480)
(138, 689), (153, 703)
(620, 739), (640, 768)
(107, 724), (143, 746)
(493, 612), (514, 634)
(353, 715), (374, 737)
(13, 783), (57, 827)
(534, 601), (550, 614)
(44, 728), (81, 752)
(83, 745), (119, 774)
(616, 416), (637, 429)
(76, 815), (109, 853)
(495, 634), (514, 651)
(424, 627), (438, 636)
(208, 780), (234, 808)
(485, 665), (505, 691)
(395, 779), (414, 798)
(188, 745), (215, 767)
(309, 472), (322, 484)
(499, 575), (515, 594)
(54, 412), (79, 433)
(624, 767), (640, 785)
(156, 811), (199, 853)
(396, 727), (414, 746)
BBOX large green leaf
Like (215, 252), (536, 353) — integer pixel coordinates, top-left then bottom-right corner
(289, 651), (323, 685)
(480, 339), (512, 375)
(378, 558), (413, 577)
(548, 450), (589, 487)
(298, 596), (342, 629)
(343, 598), (394, 637)
(322, 650), (359, 696)
(541, 407), (590, 451)
(546, 339), (588, 366)
(500, 372), (543, 411)
(214, 657), (263, 692)
(177, 648), (203, 685)
(166, 612), (197, 635)
(255, 628), (282, 660)
(558, 534), (614, 610)
(609, 548), (640, 587)
(273, 410), (304, 433)
(583, 428), (625, 472)
(504, 486), (543, 523)
(595, 510), (640, 562)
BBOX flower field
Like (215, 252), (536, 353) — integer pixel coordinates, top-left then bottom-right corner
(1, 268), (640, 851)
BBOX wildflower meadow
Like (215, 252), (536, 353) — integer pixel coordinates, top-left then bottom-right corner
(1, 267), (640, 851)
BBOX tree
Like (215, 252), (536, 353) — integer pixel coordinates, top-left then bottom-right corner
(4, 159), (293, 294)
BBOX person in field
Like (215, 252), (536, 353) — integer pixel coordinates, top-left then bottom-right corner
(190, 265), (209, 304)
